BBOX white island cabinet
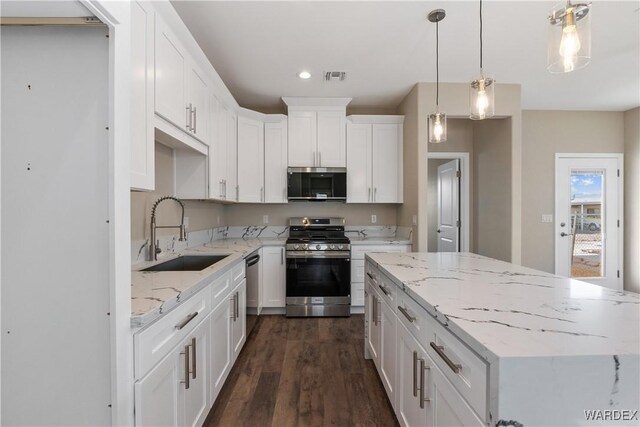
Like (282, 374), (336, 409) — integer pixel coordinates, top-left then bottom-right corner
(365, 252), (640, 427)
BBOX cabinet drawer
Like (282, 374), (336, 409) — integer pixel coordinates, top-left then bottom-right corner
(427, 316), (487, 421)
(351, 282), (364, 306)
(352, 244), (409, 260)
(211, 270), (232, 309)
(367, 267), (396, 309)
(231, 259), (245, 286)
(351, 259), (365, 282)
(134, 286), (211, 380)
(396, 288), (431, 346)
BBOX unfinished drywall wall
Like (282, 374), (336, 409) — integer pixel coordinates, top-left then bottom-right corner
(521, 110), (625, 274)
(130, 143), (226, 241)
(624, 107), (640, 293)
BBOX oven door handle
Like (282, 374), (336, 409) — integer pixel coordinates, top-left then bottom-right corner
(286, 252), (351, 259)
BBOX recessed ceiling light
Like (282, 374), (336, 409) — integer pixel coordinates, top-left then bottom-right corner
(298, 71), (311, 79)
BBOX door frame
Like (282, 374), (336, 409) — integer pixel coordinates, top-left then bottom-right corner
(554, 153), (624, 289)
(428, 152), (470, 252)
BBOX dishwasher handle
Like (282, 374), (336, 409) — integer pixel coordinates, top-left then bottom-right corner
(246, 254), (260, 267)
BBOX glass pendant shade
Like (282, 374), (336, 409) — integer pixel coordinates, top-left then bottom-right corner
(470, 75), (495, 120)
(547, 2), (591, 73)
(428, 112), (447, 143)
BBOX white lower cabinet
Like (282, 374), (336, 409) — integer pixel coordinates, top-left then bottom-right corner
(366, 261), (487, 427)
(231, 279), (247, 362)
(135, 261), (249, 427)
(261, 246), (286, 308)
(351, 244), (410, 307)
(135, 316), (210, 427)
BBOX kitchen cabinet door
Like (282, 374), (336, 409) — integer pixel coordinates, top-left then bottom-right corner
(431, 362), (484, 427)
(186, 64), (209, 145)
(396, 322), (430, 427)
(346, 122), (372, 203)
(130, 0), (155, 191)
(262, 246), (286, 308)
(231, 280), (247, 362)
(210, 298), (232, 403)
(372, 123), (402, 203)
(365, 281), (381, 366)
(288, 111), (316, 167)
(209, 97), (227, 200)
(379, 297), (397, 407)
(317, 110), (346, 167)
(182, 318), (210, 427)
(237, 115), (264, 203)
(155, 16), (187, 130)
(226, 111), (238, 202)
(135, 349), (180, 426)
(264, 119), (288, 203)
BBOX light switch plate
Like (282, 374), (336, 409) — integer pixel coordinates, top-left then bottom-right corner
(371, 214), (377, 224)
(263, 215), (269, 224)
(542, 214), (553, 223)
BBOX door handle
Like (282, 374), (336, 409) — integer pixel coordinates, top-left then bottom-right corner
(191, 337), (197, 380)
(181, 344), (190, 389)
(436, 229), (441, 233)
(419, 358), (431, 408)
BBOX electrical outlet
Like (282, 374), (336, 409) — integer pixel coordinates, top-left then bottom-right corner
(263, 215), (269, 224)
(184, 217), (189, 228)
(371, 214), (377, 224)
(542, 214), (553, 223)
(412, 215), (417, 226)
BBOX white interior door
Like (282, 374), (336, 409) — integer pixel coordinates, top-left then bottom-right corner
(437, 159), (460, 252)
(555, 155), (622, 289)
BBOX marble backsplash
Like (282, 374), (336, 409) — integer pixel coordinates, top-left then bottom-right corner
(132, 225), (412, 264)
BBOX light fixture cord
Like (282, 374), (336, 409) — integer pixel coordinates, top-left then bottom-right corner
(436, 19), (439, 107)
(479, 0), (483, 72)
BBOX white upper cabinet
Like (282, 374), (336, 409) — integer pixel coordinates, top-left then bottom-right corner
(130, 0), (155, 191)
(155, 15), (210, 146)
(225, 110), (238, 202)
(264, 117), (288, 203)
(209, 97), (237, 201)
(317, 111), (346, 167)
(346, 116), (404, 203)
(283, 97), (351, 168)
(155, 16), (186, 130)
(237, 112), (264, 203)
(287, 111), (316, 167)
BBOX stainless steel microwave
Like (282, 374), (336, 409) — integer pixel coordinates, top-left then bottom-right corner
(287, 167), (347, 201)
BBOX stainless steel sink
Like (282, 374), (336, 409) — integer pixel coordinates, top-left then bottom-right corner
(142, 255), (229, 272)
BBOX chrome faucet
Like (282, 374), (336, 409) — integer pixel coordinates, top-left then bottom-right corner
(149, 196), (187, 261)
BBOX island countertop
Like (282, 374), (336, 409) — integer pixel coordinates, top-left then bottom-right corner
(365, 252), (640, 362)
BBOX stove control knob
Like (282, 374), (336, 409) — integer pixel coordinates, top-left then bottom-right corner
(293, 244), (300, 250)
(329, 244), (336, 250)
(303, 244), (309, 250)
(338, 244), (345, 250)
(316, 244), (321, 250)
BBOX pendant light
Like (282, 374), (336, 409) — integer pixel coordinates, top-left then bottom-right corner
(428, 9), (446, 144)
(470, 0), (494, 120)
(547, 1), (591, 73)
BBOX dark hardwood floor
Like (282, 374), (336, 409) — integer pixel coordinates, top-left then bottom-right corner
(204, 314), (399, 427)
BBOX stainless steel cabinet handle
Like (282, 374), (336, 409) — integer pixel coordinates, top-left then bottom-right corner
(191, 337), (197, 380)
(181, 344), (190, 389)
(175, 312), (199, 330)
(236, 185), (239, 202)
(372, 294), (377, 326)
(260, 187), (264, 202)
(430, 342), (462, 374)
(319, 152), (321, 166)
(398, 306), (416, 323)
(192, 106), (197, 133)
(374, 187), (377, 202)
(230, 295), (236, 320)
(220, 180), (224, 198)
(560, 232), (573, 237)
(281, 248), (284, 265)
(186, 105), (192, 131)
(378, 284), (390, 296)
(313, 151), (316, 166)
(368, 188), (371, 202)
(419, 358), (431, 408)
(413, 351), (418, 397)
(234, 291), (239, 321)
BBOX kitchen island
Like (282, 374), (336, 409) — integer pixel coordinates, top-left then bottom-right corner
(364, 252), (639, 427)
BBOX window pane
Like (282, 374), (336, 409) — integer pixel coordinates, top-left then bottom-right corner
(570, 170), (604, 278)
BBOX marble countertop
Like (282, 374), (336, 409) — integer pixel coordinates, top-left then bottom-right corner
(366, 252), (640, 362)
(131, 238), (285, 327)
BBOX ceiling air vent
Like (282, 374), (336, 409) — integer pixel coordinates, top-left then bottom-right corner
(324, 71), (346, 82)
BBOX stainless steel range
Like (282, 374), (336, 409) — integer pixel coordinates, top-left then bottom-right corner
(285, 217), (351, 317)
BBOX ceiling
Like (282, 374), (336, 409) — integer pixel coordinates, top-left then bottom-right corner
(172, 1), (640, 112)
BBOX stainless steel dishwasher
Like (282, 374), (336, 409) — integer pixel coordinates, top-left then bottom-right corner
(245, 250), (261, 336)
